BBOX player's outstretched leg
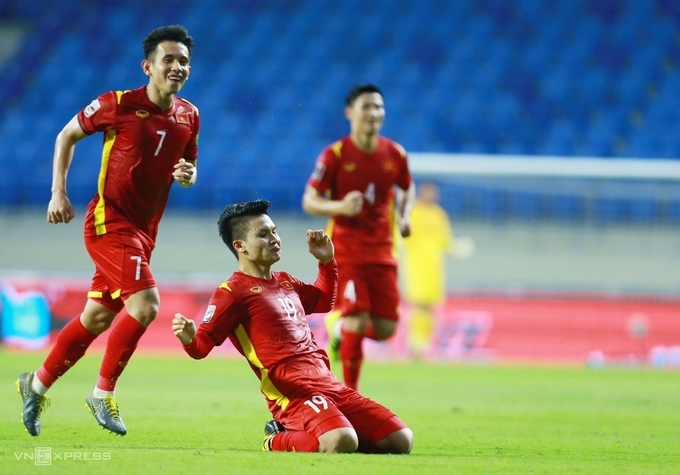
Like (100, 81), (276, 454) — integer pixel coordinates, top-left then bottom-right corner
(16, 372), (51, 436)
(262, 420), (286, 451)
(85, 390), (127, 436)
(324, 310), (343, 362)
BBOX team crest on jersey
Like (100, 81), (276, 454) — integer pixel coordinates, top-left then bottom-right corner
(136, 110), (150, 118)
(311, 162), (326, 181)
(175, 111), (190, 124)
(202, 305), (216, 323)
(383, 162), (394, 171)
(250, 286), (263, 294)
(84, 99), (101, 118)
(343, 162), (357, 172)
(280, 281), (294, 290)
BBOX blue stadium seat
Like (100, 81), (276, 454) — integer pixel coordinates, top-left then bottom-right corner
(509, 191), (545, 220)
(630, 197), (660, 223)
(594, 193), (631, 224)
(473, 186), (508, 220)
(551, 194), (585, 221)
(667, 199), (680, 223)
(1, 0), (679, 223)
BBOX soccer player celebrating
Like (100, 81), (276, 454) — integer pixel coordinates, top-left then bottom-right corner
(16, 25), (200, 436)
(172, 199), (413, 454)
(302, 84), (415, 391)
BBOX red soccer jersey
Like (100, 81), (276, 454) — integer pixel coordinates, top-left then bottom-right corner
(78, 86), (200, 243)
(307, 136), (412, 265)
(184, 261), (337, 413)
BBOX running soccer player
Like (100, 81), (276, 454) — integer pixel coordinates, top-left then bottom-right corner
(17, 25), (200, 436)
(302, 84), (415, 391)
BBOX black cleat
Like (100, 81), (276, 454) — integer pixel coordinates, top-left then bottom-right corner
(262, 420), (286, 451)
(85, 391), (127, 436)
(16, 372), (51, 436)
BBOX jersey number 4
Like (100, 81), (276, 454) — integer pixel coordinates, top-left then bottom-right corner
(364, 182), (375, 205)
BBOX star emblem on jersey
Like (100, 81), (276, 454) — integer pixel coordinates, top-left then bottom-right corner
(342, 162), (357, 172)
(250, 286), (263, 293)
(175, 112), (190, 124)
(135, 110), (149, 118)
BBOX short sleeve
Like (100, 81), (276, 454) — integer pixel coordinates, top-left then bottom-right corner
(77, 91), (118, 135)
(197, 286), (243, 346)
(307, 147), (338, 194)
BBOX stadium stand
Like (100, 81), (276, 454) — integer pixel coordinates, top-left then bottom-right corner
(2, 0), (680, 222)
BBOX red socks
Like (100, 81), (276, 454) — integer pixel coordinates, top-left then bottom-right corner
(339, 327), (364, 390)
(271, 431), (320, 452)
(37, 315), (98, 387)
(97, 312), (146, 391)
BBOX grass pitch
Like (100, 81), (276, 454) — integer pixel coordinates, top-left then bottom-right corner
(1, 350), (678, 475)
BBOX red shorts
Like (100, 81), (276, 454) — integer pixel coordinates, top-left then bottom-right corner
(84, 229), (156, 312)
(335, 263), (400, 321)
(269, 355), (407, 445)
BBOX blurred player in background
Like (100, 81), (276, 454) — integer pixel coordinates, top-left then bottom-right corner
(302, 84), (415, 391)
(172, 199), (413, 454)
(16, 25), (200, 437)
(401, 181), (454, 358)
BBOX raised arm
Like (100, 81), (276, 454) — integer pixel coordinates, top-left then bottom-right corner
(306, 229), (337, 313)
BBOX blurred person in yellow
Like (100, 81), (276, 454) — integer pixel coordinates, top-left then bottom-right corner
(400, 181), (454, 358)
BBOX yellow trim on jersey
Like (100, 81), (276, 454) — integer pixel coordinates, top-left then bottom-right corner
(93, 91), (125, 235)
(87, 291), (103, 299)
(234, 324), (290, 411)
(219, 282), (232, 291)
(389, 197), (400, 260)
(326, 218), (335, 238)
(330, 140), (343, 158)
(111, 289), (121, 300)
(93, 129), (116, 235)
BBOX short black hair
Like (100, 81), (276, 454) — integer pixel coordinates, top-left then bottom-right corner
(142, 25), (194, 60)
(345, 84), (382, 107)
(218, 199), (272, 259)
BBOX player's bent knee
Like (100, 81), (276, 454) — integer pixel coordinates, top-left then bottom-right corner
(372, 318), (398, 340)
(125, 301), (159, 326)
(81, 308), (116, 335)
(124, 288), (161, 326)
(317, 427), (359, 453)
(377, 428), (414, 454)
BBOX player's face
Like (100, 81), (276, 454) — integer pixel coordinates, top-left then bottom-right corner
(346, 92), (385, 135)
(419, 183), (440, 204)
(143, 41), (191, 96)
(241, 215), (282, 266)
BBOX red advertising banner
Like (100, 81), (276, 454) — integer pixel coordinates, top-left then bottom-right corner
(2, 277), (679, 366)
